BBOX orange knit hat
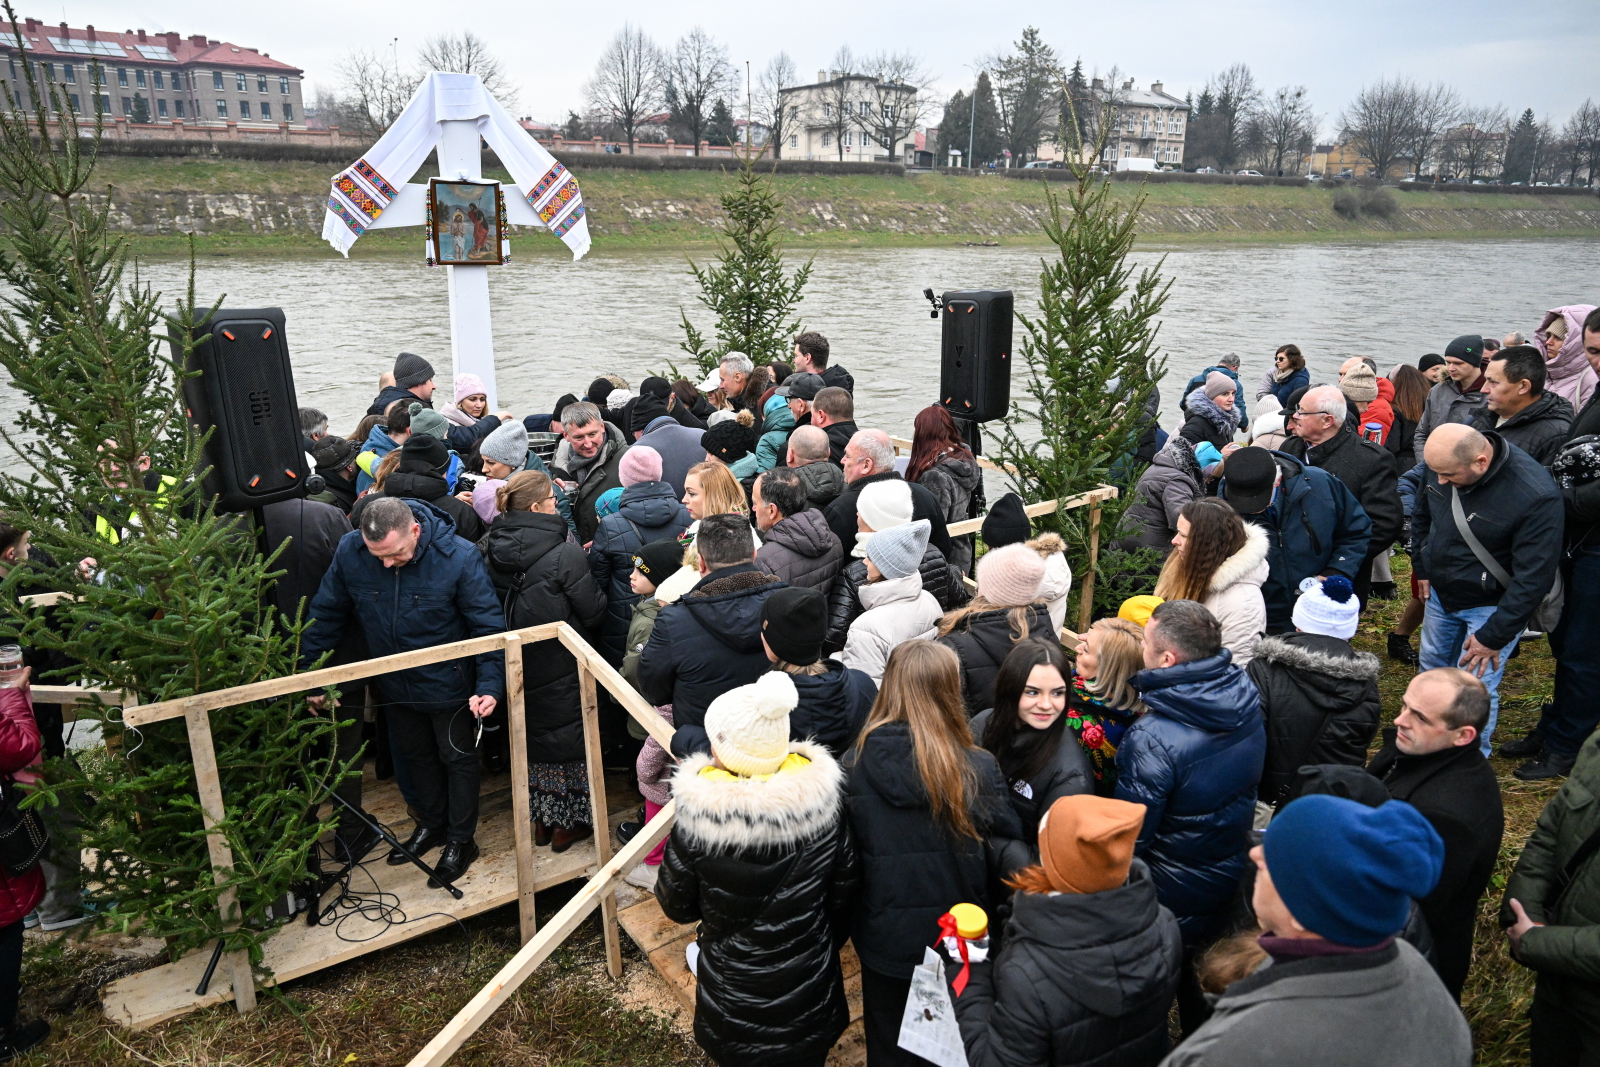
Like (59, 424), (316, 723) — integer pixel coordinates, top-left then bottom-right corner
(1038, 795), (1147, 894)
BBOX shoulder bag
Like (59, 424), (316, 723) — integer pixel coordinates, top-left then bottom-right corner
(1451, 486), (1563, 634)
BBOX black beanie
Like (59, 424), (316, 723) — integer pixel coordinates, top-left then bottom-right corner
(981, 492), (1031, 548)
(701, 420), (753, 464)
(631, 393), (670, 434)
(761, 587), (827, 666)
(1417, 353), (1445, 373)
(587, 378), (615, 406)
(394, 352), (435, 388)
(551, 393), (579, 422)
(640, 376), (672, 400)
(632, 539), (685, 584)
(400, 433), (449, 473)
(1445, 334), (1485, 368)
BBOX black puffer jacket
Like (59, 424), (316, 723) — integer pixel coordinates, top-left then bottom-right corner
(971, 708), (1094, 850)
(845, 722), (1026, 980)
(588, 480), (692, 663)
(949, 860), (1183, 1067)
(788, 662), (877, 758)
(823, 545), (970, 653)
(637, 564), (787, 757)
(479, 510), (607, 763)
(938, 605), (1059, 718)
(1467, 390), (1574, 467)
(795, 461), (845, 508)
(352, 468), (486, 542)
(917, 452), (983, 574)
(656, 742), (858, 1064)
(1247, 633), (1381, 809)
(754, 509), (845, 591)
(824, 469), (954, 560)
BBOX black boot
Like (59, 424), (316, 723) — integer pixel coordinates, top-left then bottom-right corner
(428, 839), (480, 888)
(1386, 632), (1418, 665)
(1371, 581), (1398, 601)
(0, 1019), (50, 1062)
(1514, 750), (1577, 782)
(386, 825), (446, 866)
(1499, 727), (1546, 760)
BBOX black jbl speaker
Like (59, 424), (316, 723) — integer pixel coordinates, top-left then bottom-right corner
(178, 308), (308, 513)
(939, 290), (1013, 423)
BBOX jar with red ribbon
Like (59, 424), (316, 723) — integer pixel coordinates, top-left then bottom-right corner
(936, 902), (989, 996)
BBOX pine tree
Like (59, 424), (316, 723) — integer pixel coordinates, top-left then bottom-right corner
(936, 90), (969, 164)
(0, 12), (341, 967)
(990, 138), (1170, 617)
(677, 156), (812, 374)
(1502, 108), (1539, 183)
(1065, 59), (1091, 143)
(707, 99), (737, 148)
(130, 93), (150, 125)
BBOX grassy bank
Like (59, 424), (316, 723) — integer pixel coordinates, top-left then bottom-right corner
(89, 156), (1600, 257)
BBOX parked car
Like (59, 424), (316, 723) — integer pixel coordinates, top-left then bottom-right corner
(1307, 173), (1323, 181)
(1195, 166), (1219, 174)
(1237, 169), (1264, 177)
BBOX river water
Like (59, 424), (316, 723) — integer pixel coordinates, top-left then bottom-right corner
(129, 239), (1599, 443)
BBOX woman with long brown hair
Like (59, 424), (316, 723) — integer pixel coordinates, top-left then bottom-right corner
(905, 405), (981, 574)
(1262, 343), (1309, 407)
(937, 542), (1058, 716)
(1154, 497), (1268, 667)
(1387, 364), (1429, 472)
(845, 640), (1024, 1066)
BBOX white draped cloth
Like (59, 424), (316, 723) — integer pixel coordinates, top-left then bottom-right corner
(321, 72), (590, 260)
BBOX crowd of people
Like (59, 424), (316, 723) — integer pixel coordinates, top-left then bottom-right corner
(2, 306), (1600, 1065)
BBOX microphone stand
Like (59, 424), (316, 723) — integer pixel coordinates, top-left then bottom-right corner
(305, 788), (464, 928)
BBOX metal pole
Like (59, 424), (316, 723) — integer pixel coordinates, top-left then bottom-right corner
(967, 74), (978, 170)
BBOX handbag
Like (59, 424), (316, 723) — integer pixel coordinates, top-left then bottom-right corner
(0, 775), (49, 878)
(1450, 486), (1562, 635)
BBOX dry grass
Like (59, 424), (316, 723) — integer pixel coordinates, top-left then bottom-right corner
(1357, 554), (1558, 1067)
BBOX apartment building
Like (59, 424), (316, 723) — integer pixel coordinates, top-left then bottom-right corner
(778, 71), (919, 163)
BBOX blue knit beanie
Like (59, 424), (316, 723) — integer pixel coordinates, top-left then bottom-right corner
(1264, 795), (1444, 947)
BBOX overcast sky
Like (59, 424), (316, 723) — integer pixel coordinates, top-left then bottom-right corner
(52, 0), (1600, 130)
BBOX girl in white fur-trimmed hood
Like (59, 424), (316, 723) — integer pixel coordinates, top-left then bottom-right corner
(655, 671), (859, 1067)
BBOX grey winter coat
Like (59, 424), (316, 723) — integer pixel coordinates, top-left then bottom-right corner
(1119, 439), (1205, 555)
(1466, 390), (1574, 468)
(551, 421), (630, 544)
(1413, 374), (1486, 460)
(1162, 940), (1471, 1067)
(795, 460), (846, 508)
(754, 509), (846, 591)
(916, 452), (983, 574)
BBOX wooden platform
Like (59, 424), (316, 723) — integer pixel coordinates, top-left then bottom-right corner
(102, 762), (638, 1030)
(614, 884), (866, 1066)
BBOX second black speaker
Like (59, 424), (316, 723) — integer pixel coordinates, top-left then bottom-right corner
(939, 289), (1013, 423)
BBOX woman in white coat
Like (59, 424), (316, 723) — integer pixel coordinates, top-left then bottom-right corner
(841, 520), (942, 685)
(1153, 497), (1269, 667)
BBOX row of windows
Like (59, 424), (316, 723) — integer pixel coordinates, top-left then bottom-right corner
(1121, 112), (1185, 136)
(819, 130), (878, 148)
(816, 101), (895, 121)
(211, 98), (291, 120)
(208, 71), (291, 94)
(1100, 144), (1182, 161)
(19, 61), (294, 97)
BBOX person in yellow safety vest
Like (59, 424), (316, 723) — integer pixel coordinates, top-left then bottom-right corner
(81, 444), (177, 574)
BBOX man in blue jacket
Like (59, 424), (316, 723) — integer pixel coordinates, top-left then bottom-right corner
(1118, 599), (1264, 1033)
(1411, 424), (1563, 765)
(1220, 446), (1372, 633)
(302, 496), (506, 886)
(1179, 353), (1248, 430)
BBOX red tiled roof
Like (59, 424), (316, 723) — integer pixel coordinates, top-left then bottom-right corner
(0, 20), (302, 74)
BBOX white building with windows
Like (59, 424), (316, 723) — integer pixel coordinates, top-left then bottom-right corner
(778, 71), (918, 163)
(1039, 78), (1187, 167)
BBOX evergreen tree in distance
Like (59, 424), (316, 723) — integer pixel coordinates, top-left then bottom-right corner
(1502, 108), (1539, 184)
(130, 92), (150, 125)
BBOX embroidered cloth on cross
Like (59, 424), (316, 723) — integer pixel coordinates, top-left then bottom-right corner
(321, 72), (590, 260)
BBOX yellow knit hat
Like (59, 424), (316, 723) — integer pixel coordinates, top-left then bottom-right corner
(1117, 595), (1164, 628)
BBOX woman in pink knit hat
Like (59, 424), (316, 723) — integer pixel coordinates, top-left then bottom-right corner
(442, 372), (490, 426)
(937, 542), (1058, 717)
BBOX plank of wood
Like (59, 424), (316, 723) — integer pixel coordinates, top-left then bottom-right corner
(29, 684), (127, 708)
(124, 622), (567, 726)
(616, 899), (697, 956)
(558, 629), (675, 750)
(183, 709), (254, 1014)
(404, 802), (677, 1067)
(944, 485), (1119, 538)
(502, 636), (537, 945)
(579, 667), (622, 978)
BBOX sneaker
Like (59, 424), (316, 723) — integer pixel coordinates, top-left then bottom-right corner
(615, 821), (643, 846)
(38, 913), (90, 932)
(0, 1018), (49, 1060)
(20, 913), (37, 931)
(1514, 751), (1577, 782)
(1499, 728), (1546, 759)
(623, 863), (659, 890)
(1371, 581), (1398, 601)
(1386, 632), (1418, 665)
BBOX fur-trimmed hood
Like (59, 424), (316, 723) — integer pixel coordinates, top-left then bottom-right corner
(1027, 532), (1066, 558)
(1251, 632), (1380, 682)
(1208, 521), (1270, 594)
(671, 740), (843, 852)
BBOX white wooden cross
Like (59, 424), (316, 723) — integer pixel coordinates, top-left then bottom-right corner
(321, 72), (590, 410)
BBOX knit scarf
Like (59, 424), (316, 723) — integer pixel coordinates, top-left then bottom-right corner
(1274, 364), (1297, 383)
(1068, 676), (1141, 788)
(1185, 388), (1238, 437)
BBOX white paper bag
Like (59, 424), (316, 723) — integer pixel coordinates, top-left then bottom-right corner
(897, 945), (969, 1067)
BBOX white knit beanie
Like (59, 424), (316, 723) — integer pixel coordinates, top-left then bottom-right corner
(704, 672), (798, 777)
(857, 479), (914, 533)
(1292, 575), (1360, 640)
(977, 542), (1047, 608)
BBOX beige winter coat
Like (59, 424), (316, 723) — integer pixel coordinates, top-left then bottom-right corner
(1202, 522), (1270, 668)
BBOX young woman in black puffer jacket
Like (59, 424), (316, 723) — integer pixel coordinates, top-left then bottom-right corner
(936, 543), (1058, 718)
(655, 672), (858, 1067)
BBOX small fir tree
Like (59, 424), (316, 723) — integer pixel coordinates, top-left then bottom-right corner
(130, 92), (150, 125)
(0, 8), (341, 967)
(677, 155), (812, 374)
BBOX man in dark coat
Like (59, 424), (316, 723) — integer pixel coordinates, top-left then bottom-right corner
(752, 468), (845, 592)
(1467, 344), (1574, 467)
(302, 497), (506, 886)
(349, 434), (485, 542)
(1411, 424), (1563, 762)
(786, 426), (845, 508)
(1280, 385), (1403, 608)
(809, 387), (858, 465)
(549, 402), (630, 545)
(638, 514), (787, 758)
(793, 330), (854, 394)
(1369, 667), (1504, 1001)
(368, 351), (437, 416)
(1220, 447), (1372, 632)
(308, 436), (361, 514)
(824, 428), (952, 558)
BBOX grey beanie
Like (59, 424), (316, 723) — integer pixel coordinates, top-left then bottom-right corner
(394, 352), (435, 389)
(408, 402), (452, 441)
(865, 519), (931, 581)
(479, 419), (528, 469)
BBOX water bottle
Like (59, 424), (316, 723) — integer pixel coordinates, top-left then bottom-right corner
(0, 645), (22, 689)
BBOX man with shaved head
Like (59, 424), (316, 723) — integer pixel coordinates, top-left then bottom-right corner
(785, 424), (845, 508)
(1411, 422), (1563, 759)
(1281, 384), (1403, 607)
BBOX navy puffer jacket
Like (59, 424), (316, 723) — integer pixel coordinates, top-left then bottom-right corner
(588, 480), (691, 664)
(1117, 650), (1264, 943)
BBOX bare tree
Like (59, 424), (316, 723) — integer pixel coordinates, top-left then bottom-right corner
(1079, 68), (1129, 165)
(756, 52), (797, 158)
(985, 27), (1059, 165)
(1339, 76), (1418, 179)
(847, 52), (933, 163)
(331, 47), (420, 136)
(419, 31), (514, 106)
(1210, 63), (1262, 169)
(812, 71), (858, 161)
(585, 25), (664, 154)
(667, 27), (735, 155)
(1439, 103), (1509, 180)
(1251, 85), (1316, 175)
(1568, 99), (1600, 186)
(1406, 82), (1461, 179)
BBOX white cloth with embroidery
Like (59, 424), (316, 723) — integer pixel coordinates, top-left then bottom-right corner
(321, 72), (589, 260)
